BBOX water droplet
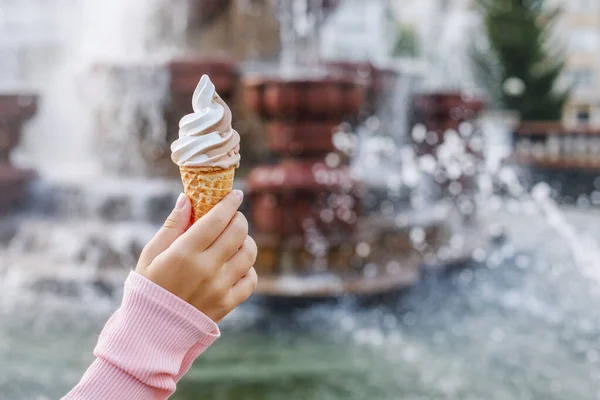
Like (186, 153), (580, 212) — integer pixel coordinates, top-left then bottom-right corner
(418, 154), (437, 174)
(491, 328), (505, 342)
(516, 255), (530, 269)
(320, 209), (334, 224)
(459, 122), (473, 137)
(366, 116), (380, 131)
(448, 181), (463, 195)
(503, 76), (526, 96)
(363, 263), (378, 278)
(591, 191), (600, 206)
(459, 269), (473, 284)
(411, 124), (426, 143)
(587, 350), (599, 363)
(356, 242), (371, 258)
(403, 312), (417, 326)
(472, 248), (486, 262)
(386, 261), (402, 275)
(426, 131), (439, 145)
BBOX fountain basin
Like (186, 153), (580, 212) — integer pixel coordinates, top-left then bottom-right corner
(250, 206), (468, 298)
(252, 227), (423, 297)
(247, 159), (359, 237)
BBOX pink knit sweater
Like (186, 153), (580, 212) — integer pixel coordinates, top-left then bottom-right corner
(63, 271), (220, 400)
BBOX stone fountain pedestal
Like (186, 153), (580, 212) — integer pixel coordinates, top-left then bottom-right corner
(0, 94), (38, 214)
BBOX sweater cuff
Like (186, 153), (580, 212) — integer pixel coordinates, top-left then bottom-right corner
(94, 271), (220, 391)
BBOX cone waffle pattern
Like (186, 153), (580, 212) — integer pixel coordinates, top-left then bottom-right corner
(180, 166), (235, 222)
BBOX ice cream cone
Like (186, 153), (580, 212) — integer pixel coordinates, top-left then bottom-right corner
(172, 75), (240, 222)
(180, 165), (236, 223)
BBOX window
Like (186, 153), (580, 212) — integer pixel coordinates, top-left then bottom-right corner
(568, 0), (600, 13)
(570, 29), (600, 52)
(576, 107), (591, 123)
(568, 68), (595, 87)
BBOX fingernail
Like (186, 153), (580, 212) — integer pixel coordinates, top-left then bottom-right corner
(233, 189), (244, 201)
(175, 193), (186, 210)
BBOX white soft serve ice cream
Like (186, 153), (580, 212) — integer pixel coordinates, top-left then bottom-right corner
(171, 75), (241, 169)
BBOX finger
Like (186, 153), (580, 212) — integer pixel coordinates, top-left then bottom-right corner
(138, 193), (191, 268)
(179, 190), (244, 251)
(222, 236), (257, 285)
(205, 212), (248, 266)
(228, 267), (258, 306)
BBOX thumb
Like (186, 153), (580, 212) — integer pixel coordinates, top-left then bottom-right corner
(138, 193), (191, 268)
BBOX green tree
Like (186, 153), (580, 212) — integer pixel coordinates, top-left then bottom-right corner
(473, 0), (570, 120)
(394, 24), (418, 58)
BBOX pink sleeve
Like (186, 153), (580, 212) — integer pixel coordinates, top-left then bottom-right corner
(63, 271), (220, 400)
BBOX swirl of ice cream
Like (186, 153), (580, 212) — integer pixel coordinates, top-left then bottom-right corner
(171, 75), (240, 169)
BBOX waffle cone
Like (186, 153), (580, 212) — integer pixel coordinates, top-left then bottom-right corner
(179, 166), (235, 223)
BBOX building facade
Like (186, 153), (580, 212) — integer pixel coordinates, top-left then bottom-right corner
(392, 0), (600, 126)
(551, 0), (600, 127)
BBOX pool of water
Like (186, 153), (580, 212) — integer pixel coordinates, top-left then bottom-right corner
(3, 207), (600, 400)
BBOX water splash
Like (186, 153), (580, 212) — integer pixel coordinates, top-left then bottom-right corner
(6, 0), (189, 176)
(278, 0), (325, 77)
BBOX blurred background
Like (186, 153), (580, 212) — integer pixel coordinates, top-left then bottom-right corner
(2, 0), (600, 398)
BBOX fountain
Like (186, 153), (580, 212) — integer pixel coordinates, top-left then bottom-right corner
(7, 1), (600, 399)
(240, 0), (434, 297)
(0, 0), (489, 294)
(243, 73), (423, 297)
(0, 0), (492, 300)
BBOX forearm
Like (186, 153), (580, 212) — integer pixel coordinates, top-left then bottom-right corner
(63, 271), (220, 400)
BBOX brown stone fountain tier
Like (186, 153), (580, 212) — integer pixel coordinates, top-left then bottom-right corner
(0, 93), (38, 214)
(0, 94), (37, 120)
(325, 62), (400, 115)
(0, 94), (38, 160)
(416, 92), (485, 125)
(247, 159), (360, 237)
(243, 76), (365, 121)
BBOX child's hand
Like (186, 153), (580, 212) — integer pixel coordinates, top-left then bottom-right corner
(135, 190), (258, 322)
